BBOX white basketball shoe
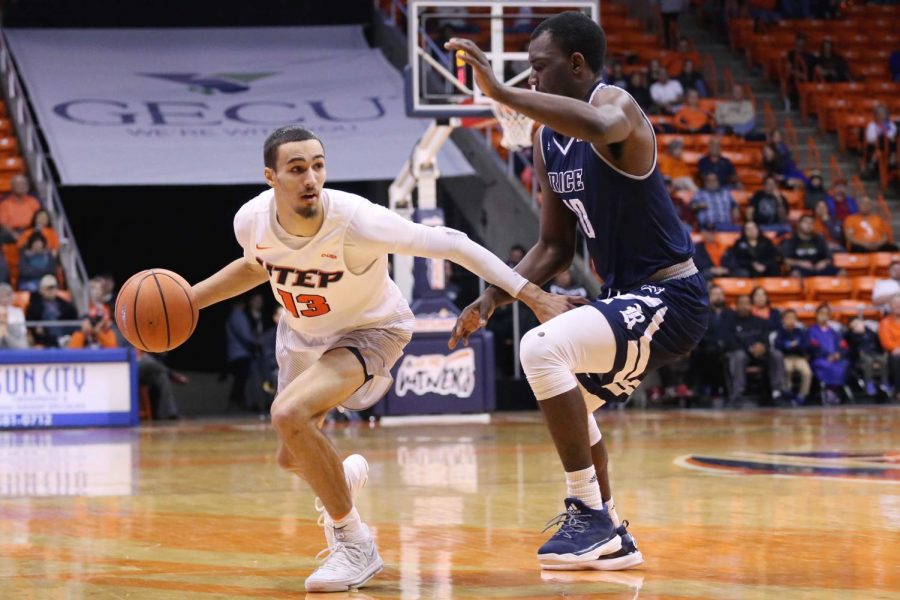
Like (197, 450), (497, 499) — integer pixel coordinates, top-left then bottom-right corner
(304, 522), (383, 592)
(314, 454), (370, 548)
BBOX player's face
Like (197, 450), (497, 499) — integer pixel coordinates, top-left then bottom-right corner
(527, 32), (580, 97)
(266, 139), (327, 219)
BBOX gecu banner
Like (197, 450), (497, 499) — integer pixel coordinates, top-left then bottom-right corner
(6, 27), (472, 185)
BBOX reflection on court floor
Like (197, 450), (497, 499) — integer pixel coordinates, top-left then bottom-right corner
(0, 408), (897, 599)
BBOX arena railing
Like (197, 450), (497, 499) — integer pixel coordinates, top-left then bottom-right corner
(0, 31), (90, 313)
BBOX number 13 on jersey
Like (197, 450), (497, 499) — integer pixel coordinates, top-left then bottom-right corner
(277, 288), (331, 318)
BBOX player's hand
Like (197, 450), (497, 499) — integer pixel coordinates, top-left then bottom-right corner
(449, 296), (496, 349)
(444, 37), (504, 100)
(519, 282), (588, 323)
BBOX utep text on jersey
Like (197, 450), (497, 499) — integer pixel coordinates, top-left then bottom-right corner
(255, 256), (344, 289)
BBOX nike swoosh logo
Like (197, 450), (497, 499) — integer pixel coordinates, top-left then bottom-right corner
(256, 244), (272, 250)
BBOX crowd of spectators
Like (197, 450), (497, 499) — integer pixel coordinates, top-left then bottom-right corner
(688, 281), (900, 407)
(0, 174), (62, 293)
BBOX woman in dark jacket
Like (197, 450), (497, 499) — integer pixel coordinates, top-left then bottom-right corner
(729, 221), (781, 277)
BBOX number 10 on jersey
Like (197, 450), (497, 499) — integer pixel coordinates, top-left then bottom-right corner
(562, 198), (596, 239)
(277, 289), (331, 318)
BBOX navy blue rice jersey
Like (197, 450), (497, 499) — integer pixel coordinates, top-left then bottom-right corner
(538, 82), (694, 292)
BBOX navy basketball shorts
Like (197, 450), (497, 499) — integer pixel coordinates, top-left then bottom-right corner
(576, 273), (709, 403)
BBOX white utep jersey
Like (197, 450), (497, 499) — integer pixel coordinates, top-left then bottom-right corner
(234, 188), (411, 339)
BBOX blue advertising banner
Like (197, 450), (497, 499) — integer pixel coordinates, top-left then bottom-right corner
(0, 349), (138, 429)
(376, 297), (496, 416)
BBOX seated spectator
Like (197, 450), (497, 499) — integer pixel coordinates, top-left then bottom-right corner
(674, 89), (714, 133)
(891, 50), (900, 83)
(694, 225), (731, 279)
(677, 59), (708, 97)
(863, 105), (897, 177)
(873, 260), (900, 307)
(664, 37), (701, 77)
(843, 196), (897, 253)
(17, 232), (58, 292)
(659, 138), (698, 192)
(647, 58), (663, 86)
(16, 209), (59, 255)
(25, 274), (77, 347)
(812, 199), (845, 251)
(725, 294), (786, 404)
(846, 318), (888, 397)
(0, 282), (27, 348)
(880, 296), (900, 401)
(137, 351), (184, 420)
(774, 309), (812, 405)
(781, 215), (839, 277)
(649, 68), (684, 115)
(785, 33), (816, 101)
(747, 176), (789, 231)
(690, 172), (740, 230)
(730, 221), (781, 277)
(698, 137), (739, 188)
(690, 284), (732, 400)
(762, 144), (804, 190)
(715, 83), (756, 137)
(804, 170), (828, 211)
(548, 269), (588, 298)
(807, 303), (849, 405)
(97, 273), (116, 315)
(0, 250), (8, 286)
(604, 62), (628, 88)
(825, 180), (857, 222)
(813, 39), (851, 83)
(750, 286), (781, 330)
(69, 305), (118, 349)
(507, 244), (526, 267)
(0, 174), (42, 236)
(626, 71), (653, 111)
(86, 275), (111, 318)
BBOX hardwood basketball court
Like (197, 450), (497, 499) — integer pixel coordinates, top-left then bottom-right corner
(0, 407), (897, 599)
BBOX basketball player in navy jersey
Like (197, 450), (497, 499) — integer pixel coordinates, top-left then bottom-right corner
(447, 12), (708, 570)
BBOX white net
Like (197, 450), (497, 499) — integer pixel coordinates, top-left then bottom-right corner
(490, 100), (535, 150)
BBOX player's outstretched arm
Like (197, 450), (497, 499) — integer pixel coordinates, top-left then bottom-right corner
(445, 38), (632, 146)
(193, 258), (269, 310)
(449, 129), (584, 347)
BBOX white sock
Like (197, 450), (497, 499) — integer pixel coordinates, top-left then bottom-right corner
(565, 466), (604, 510)
(332, 506), (366, 542)
(605, 497), (621, 528)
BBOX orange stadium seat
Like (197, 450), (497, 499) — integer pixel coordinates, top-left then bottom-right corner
(781, 189), (803, 208)
(0, 157), (24, 174)
(804, 276), (852, 301)
(730, 189), (752, 206)
(0, 136), (18, 158)
(760, 277), (804, 302)
(872, 252), (900, 276)
(832, 253), (873, 277)
(714, 231), (740, 249)
(830, 300), (881, 324)
(852, 276), (878, 301)
(713, 277), (754, 303)
(777, 301), (818, 325)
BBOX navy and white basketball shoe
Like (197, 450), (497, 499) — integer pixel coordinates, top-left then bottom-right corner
(537, 498), (621, 567)
(589, 520), (644, 570)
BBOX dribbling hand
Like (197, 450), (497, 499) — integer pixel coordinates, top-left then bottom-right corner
(449, 296), (496, 349)
(444, 37), (504, 100)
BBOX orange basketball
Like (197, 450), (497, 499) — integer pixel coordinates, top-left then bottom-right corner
(115, 269), (199, 352)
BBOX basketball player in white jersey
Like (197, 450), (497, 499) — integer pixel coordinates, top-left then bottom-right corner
(192, 125), (577, 592)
